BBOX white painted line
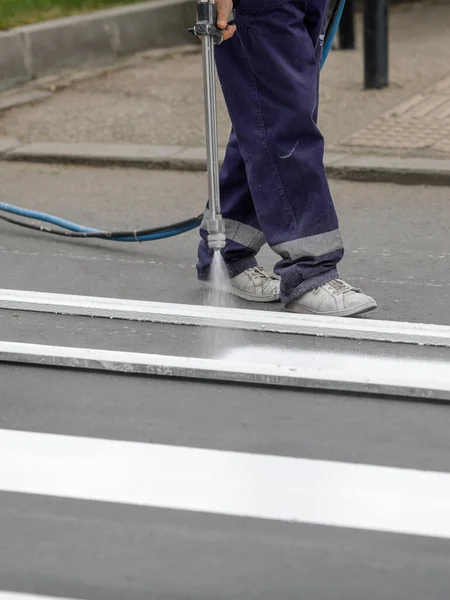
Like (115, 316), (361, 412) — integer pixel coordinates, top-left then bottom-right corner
(0, 341), (449, 400)
(1, 288), (450, 348)
(2, 429), (450, 539)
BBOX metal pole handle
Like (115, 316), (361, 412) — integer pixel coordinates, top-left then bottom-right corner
(191, 0), (226, 251)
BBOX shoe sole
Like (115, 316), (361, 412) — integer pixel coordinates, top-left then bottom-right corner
(198, 280), (281, 303)
(285, 299), (378, 318)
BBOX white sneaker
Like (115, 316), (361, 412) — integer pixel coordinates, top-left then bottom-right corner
(285, 279), (377, 317)
(200, 266), (281, 302)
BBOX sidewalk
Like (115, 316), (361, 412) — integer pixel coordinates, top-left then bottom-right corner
(0, 0), (449, 181)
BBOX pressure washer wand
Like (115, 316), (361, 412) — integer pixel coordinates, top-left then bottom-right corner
(191, 0), (226, 252)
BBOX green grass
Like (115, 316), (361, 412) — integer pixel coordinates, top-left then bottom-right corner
(0, 0), (150, 30)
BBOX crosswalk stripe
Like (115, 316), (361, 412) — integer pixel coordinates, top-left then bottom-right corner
(1, 428), (450, 539)
(1, 288), (450, 347)
(1, 341), (449, 400)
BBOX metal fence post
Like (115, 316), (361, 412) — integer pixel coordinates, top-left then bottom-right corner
(338, 0), (355, 50)
(363, 0), (389, 89)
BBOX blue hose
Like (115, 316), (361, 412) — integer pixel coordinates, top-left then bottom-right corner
(0, 202), (101, 234)
(0, 201), (202, 242)
(0, 0), (346, 243)
(322, 0), (347, 68)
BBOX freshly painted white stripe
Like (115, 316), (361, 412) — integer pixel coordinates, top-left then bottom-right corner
(2, 429), (450, 539)
(1, 341), (450, 400)
(1, 288), (450, 348)
(0, 594), (78, 600)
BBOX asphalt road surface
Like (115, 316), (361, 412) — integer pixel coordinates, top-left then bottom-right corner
(0, 162), (449, 324)
(0, 163), (450, 600)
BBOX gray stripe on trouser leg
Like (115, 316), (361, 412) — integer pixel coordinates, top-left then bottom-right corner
(201, 210), (266, 253)
(272, 229), (344, 260)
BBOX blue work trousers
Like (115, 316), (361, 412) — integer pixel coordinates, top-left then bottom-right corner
(197, 0), (344, 304)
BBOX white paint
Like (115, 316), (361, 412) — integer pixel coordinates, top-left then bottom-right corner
(1, 288), (450, 348)
(1, 429), (450, 539)
(221, 346), (450, 388)
(0, 341), (449, 400)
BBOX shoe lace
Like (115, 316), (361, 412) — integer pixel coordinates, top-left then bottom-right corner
(247, 267), (279, 290)
(327, 279), (362, 294)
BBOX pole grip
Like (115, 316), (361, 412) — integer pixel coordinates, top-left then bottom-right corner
(190, 0), (223, 44)
(197, 0), (216, 25)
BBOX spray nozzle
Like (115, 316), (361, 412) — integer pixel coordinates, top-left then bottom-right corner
(207, 217), (226, 250)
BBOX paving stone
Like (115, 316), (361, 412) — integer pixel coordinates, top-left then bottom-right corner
(344, 74), (450, 155)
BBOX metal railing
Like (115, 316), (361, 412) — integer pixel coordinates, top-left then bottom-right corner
(337, 0), (389, 89)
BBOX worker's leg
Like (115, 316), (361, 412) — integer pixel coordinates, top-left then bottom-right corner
(197, 128), (280, 302)
(197, 0), (327, 280)
(214, 0), (344, 305)
(196, 129), (266, 281)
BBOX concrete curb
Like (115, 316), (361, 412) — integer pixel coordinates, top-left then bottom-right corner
(0, 0), (196, 91)
(2, 141), (208, 172)
(0, 138), (21, 154)
(2, 139), (450, 186)
(0, 89), (52, 112)
(326, 154), (450, 187)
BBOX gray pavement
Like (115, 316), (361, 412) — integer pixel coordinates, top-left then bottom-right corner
(2, 363), (450, 600)
(0, 483), (449, 600)
(1, 40), (450, 594)
(3, 358), (450, 470)
(1, 1), (450, 152)
(0, 162), (449, 599)
(0, 162), (448, 324)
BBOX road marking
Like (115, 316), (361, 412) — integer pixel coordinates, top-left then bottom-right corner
(1, 288), (450, 347)
(1, 341), (449, 400)
(2, 429), (450, 539)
